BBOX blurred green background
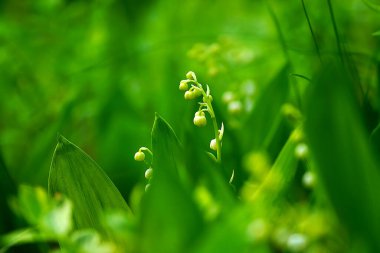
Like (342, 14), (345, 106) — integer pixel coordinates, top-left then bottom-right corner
(1, 0), (377, 194)
(1, 0), (380, 252)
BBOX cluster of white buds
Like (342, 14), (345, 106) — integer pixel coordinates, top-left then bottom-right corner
(179, 71), (224, 162)
(222, 81), (256, 116)
(134, 147), (153, 191)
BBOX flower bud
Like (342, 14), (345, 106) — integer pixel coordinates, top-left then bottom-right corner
(295, 143), (308, 159)
(145, 184), (151, 192)
(286, 233), (308, 252)
(184, 91), (195, 100)
(194, 111), (207, 127)
(186, 71), (196, 81)
(228, 100), (243, 115)
(192, 88), (202, 98)
(210, 138), (217, 151)
(179, 80), (189, 91)
(302, 171), (316, 189)
(134, 151), (145, 161)
(222, 91), (234, 104)
(145, 167), (153, 180)
(203, 94), (213, 103)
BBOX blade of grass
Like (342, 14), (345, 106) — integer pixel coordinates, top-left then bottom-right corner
(301, 0), (322, 61)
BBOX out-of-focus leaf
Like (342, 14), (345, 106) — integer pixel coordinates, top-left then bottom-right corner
(0, 149), (17, 233)
(14, 185), (73, 236)
(305, 61), (380, 252)
(64, 230), (115, 253)
(48, 135), (132, 236)
(373, 30), (380, 36)
(140, 114), (203, 253)
(243, 65), (291, 150)
(0, 228), (53, 252)
(252, 131), (299, 203)
(191, 207), (249, 253)
(16, 186), (50, 227)
(363, 0), (380, 12)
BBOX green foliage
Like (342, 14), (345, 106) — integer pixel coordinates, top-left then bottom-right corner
(305, 61), (380, 252)
(1, 0), (380, 252)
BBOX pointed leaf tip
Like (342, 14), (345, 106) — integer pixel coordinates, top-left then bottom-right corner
(48, 136), (132, 235)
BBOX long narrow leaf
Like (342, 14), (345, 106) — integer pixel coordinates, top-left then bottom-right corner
(305, 61), (380, 252)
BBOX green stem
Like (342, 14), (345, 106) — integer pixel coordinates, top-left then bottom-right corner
(193, 81), (222, 163)
(196, 82), (222, 163)
(211, 114), (222, 163)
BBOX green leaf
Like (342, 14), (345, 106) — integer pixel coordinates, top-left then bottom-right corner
(0, 149), (17, 233)
(305, 61), (380, 252)
(140, 114), (203, 253)
(191, 207), (250, 253)
(243, 65), (291, 150)
(48, 135), (132, 236)
(252, 132), (299, 204)
(0, 228), (54, 252)
(362, 0), (380, 12)
(372, 30), (380, 36)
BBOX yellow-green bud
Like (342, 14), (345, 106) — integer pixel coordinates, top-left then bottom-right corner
(145, 167), (153, 180)
(192, 88), (202, 98)
(179, 80), (189, 91)
(203, 94), (213, 103)
(210, 138), (217, 151)
(145, 184), (151, 192)
(184, 91), (195, 100)
(134, 151), (145, 161)
(194, 111), (207, 127)
(186, 71), (196, 80)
